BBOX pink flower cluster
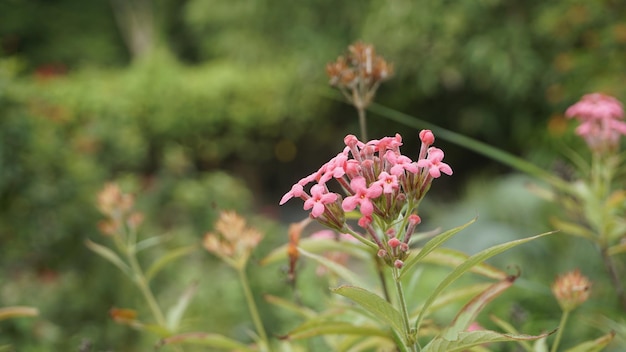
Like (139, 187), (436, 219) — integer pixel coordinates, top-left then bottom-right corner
(565, 93), (626, 153)
(280, 131), (452, 266)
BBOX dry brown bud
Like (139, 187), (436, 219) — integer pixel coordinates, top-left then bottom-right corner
(552, 269), (591, 312)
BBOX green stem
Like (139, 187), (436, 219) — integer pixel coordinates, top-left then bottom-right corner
(393, 267), (418, 352)
(550, 310), (570, 352)
(357, 104), (368, 141)
(601, 248), (626, 311)
(237, 267), (269, 348)
(375, 256), (392, 303)
(127, 253), (167, 327)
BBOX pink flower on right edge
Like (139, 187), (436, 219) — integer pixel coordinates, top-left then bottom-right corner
(565, 93), (626, 153)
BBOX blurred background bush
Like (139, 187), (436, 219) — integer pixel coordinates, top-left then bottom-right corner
(1, 0), (626, 350)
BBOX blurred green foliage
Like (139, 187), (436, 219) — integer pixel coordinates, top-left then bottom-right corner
(1, 0), (626, 350)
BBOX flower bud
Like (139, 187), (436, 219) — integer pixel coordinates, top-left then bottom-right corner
(551, 269), (591, 312)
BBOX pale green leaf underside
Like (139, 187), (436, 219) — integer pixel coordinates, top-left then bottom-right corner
(415, 231), (554, 332)
(332, 285), (405, 336)
(563, 331), (615, 352)
(422, 330), (554, 352)
(158, 332), (255, 351)
(400, 218), (476, 279)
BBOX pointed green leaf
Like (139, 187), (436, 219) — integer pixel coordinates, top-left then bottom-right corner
(490, 315), (533, 352)
(146, 245), (197, 282)
(400, 218), (476, 279)
(135, 235), (168, 252)
(444, 276), (516, 341)
(85, 239), (131, 277)
(284, 320), (390, 340)
(298, 248), (365, 287)
(415, 231), (554, 332)
(411, 283), (492, 318)
(532, 336), (548, 352)
(549, 217), (596, 241)
(166, 282), (198, 332)
(157, 332), (255, 351)
(422, 329), (555, 352)
(563, 331), (616, 352)
(0, 306), (38, 321)
(260, 237), (370, 265)
(363, 100), (573, 193)
(332, 285), (405, 336)
(420, 248), (507, 280)
(264, 294), (317, 319)
(608, 242), (626, 256)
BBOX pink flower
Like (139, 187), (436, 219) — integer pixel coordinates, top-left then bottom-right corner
(375, 171), (399, 194)
(566, 93), (626, 152)
(565, 93), (623, 121)
(280, 183), (305, 205)
(303, 184), (338, 218)
(385, 151), (418, 176)
(417, 147), (453, 178)
(342, 176), (382, 216)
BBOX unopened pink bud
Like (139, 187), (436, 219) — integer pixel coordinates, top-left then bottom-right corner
(409, 214), (421, 225)
(394, 259), (404, 269)
(388, 238), (401, 248)
(358, 215), (372, 228)
(344, 134), (359, 147)
(386, 228), (396, 236)
(419, 130), (435, 146)
(377, 249), (387, 258)
(400, 243), (409, 252)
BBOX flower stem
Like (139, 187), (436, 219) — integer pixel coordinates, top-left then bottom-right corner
(237, 267), (269, 349)
(601, 248), (626, 311)
(357, 105), (368, 141)
(375, 256), (392, 303)
(393, 267), (418, 352)
(550, 310), (570, 352)
(127, 253), (167, 327)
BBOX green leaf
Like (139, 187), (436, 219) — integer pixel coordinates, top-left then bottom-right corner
(85, 239), (131, 277)
(422, 330), (555, 352)
(135, 235), (169, 252)
(332, 285), (405, 337)
(443, 277), (516, 341)
(284, 320), (390, 340)
(532, 336), (548, 352)
(608, 242), (626, 256)
(415, 231), (554, 333)
(166, 282), (198, 332)
(411, 283), (492, 318)
(146, 245), (198, 282)
(260, 237), (370, 265)
(0, 306), (38, 321)
(563, 331), (616, 352)
(157, 332), (255, 351)
(298, 248), (365, 287)
(365, 101), (573, 193)
(549, 217), (596, 241)
(421, 247), (508, 280)
(490, 315), (533, 352)
(264, 294), (317, 319)
(400, 218), (476, 279)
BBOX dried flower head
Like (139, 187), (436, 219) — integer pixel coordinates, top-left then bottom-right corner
(203, 211), (263, 268)
(96, 183), (143, 237)
(326, 41), (394, 110)
(97, 183), (134, 217)
(551, 269), (592, 312)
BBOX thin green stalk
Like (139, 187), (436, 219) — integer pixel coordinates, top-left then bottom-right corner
(601, 248), (626, 311)
(550, 310), (570, 352)
(357, 105), (368, 141)
(237, 267), (269, 348)
(127, 253), (167, 327)
(375, 256), (392, 303)
(393, 267), (418, 352)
